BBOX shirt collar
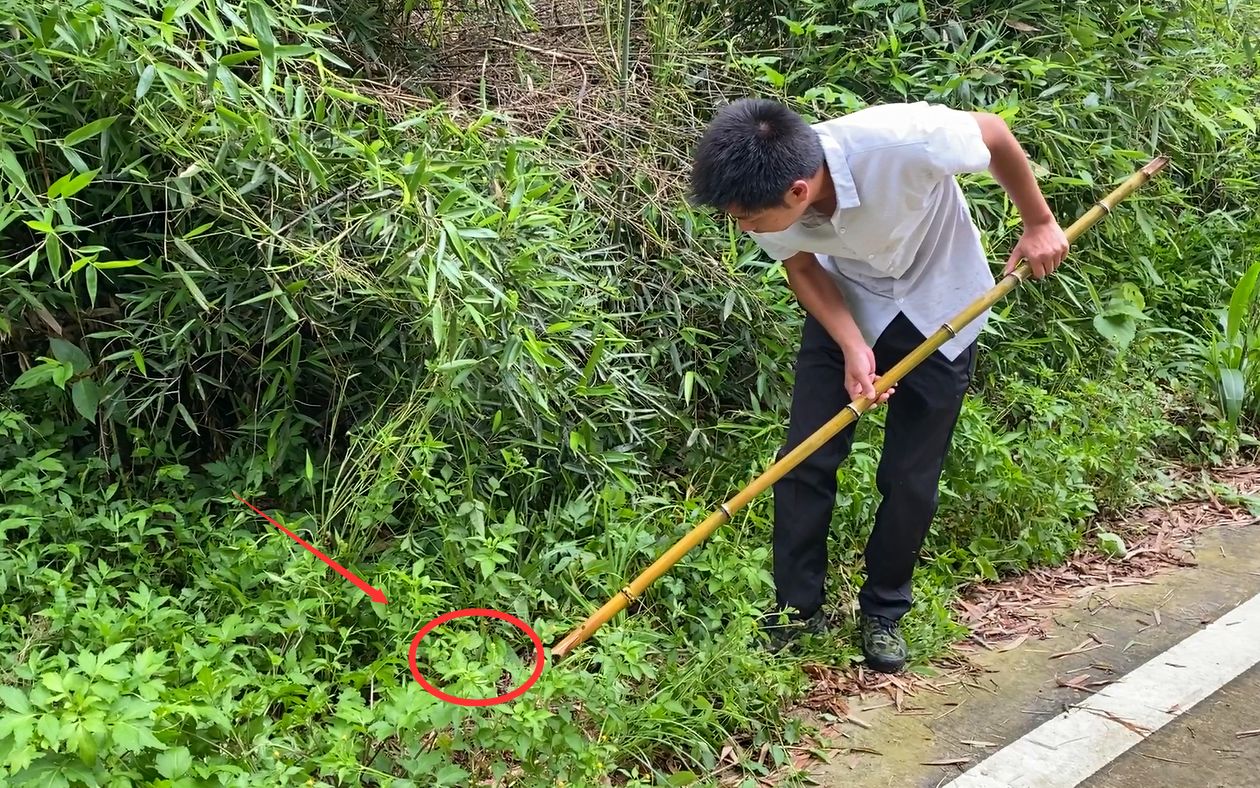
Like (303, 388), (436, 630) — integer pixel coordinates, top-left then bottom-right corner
(817, 128), (860, 213)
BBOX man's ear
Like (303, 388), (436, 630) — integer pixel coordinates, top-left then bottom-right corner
(787, 180), (810, 205)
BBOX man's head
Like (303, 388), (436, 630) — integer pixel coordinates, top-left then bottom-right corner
(689, 98), (826, 234)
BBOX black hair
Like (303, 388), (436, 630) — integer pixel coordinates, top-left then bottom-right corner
(688, 98), (824, 212)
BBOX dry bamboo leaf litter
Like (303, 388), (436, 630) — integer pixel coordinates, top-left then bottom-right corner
(954, 475), (1258, 652)
(786, 467), (1259, 768)
(922, 757), (971, 766)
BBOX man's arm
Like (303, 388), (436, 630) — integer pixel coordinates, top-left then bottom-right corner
(783, 252), (864, 350)
(782, 251), (890, 403)
(969, 111), (1070, 279)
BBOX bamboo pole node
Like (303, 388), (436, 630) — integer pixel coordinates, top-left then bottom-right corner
(940, 321), (958, 338)
(619, 586), (638, 602)
(1095, 198), (1112, 213)
(843, 403), (863, 420)
(718, 502), (733, 519)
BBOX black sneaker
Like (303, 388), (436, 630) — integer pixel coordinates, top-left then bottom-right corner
(763, 609), (829, 654)
(860, 613), (908, 673)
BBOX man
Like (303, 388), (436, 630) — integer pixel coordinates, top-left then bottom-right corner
(688, 98), (1068, 672)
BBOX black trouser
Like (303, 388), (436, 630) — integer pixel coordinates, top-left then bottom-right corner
(772, 312), (976, 623)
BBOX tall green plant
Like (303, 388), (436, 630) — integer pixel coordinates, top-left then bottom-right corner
(1207, 260), (1260, 429)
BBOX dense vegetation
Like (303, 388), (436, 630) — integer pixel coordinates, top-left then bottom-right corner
(2, 0), (1258, 784)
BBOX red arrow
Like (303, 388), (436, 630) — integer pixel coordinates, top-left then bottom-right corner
(233, 492), (387, 604)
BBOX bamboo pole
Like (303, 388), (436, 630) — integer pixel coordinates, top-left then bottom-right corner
(552, 156), (1170, 660)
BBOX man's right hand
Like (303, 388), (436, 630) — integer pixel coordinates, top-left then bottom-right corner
(843, 343), (893, 406)
(781, 252), (893, 407)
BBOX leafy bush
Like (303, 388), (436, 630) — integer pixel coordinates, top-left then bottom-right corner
(0, 407), (810, 784)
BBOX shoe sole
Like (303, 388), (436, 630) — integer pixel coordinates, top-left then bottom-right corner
(864, 653), (906, 673)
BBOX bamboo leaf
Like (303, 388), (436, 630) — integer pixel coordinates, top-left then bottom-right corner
(580, 336), (605, 386)
(275, 45), (315, 58)
(85, 265), (98, 304)
(276, 293), (299, 323)
(10, 363), (57, 390)
(219, 51), (260, 67)
(0, 145), (32, 197)
(63, 169), (99, 198)
(174, 238), (214, 272)
(49, 168), (99, 200)
(136, 64), (157, 100)
(169, 260), (212, 312)
(47, 172), (73, 199)
(175, 403), (200, 435)
(64, 116), (119, 147)
(430, 299), (446, 349)
(215, 105), (248, 128)
(46, 233), (63, 276)
(246, 1), (276, 93)
(216, 64), (242, 105)
(1229, 106), (1256, 133)
(324, 85), (376, 105)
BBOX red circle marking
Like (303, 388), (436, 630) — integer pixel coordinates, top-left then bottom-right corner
(408, 608), (546, 706)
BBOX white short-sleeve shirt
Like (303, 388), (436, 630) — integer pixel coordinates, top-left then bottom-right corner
(749, 102), (994, 360)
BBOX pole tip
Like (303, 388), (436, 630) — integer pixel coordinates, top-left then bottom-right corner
(551, 634), (579, 660)
(1142, 155), (1171, 176)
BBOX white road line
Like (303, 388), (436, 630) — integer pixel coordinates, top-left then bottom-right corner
(944, 590), (1260, 788)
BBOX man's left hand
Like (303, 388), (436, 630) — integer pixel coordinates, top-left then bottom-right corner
(1003, 220), (1070, 279)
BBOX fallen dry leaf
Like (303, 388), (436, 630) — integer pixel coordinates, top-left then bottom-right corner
(844, 714), (871, 730)
(1056, 674), (1093, 691)
(1086, 708), (1153, 737)
(1050, 640), (1104, 660)
(922, 757), (971, 766)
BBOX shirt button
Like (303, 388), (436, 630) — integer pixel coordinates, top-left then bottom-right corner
(867, 254), (874, 260)
(896, 298), (904, 304)
(839, 227), (846, 234)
